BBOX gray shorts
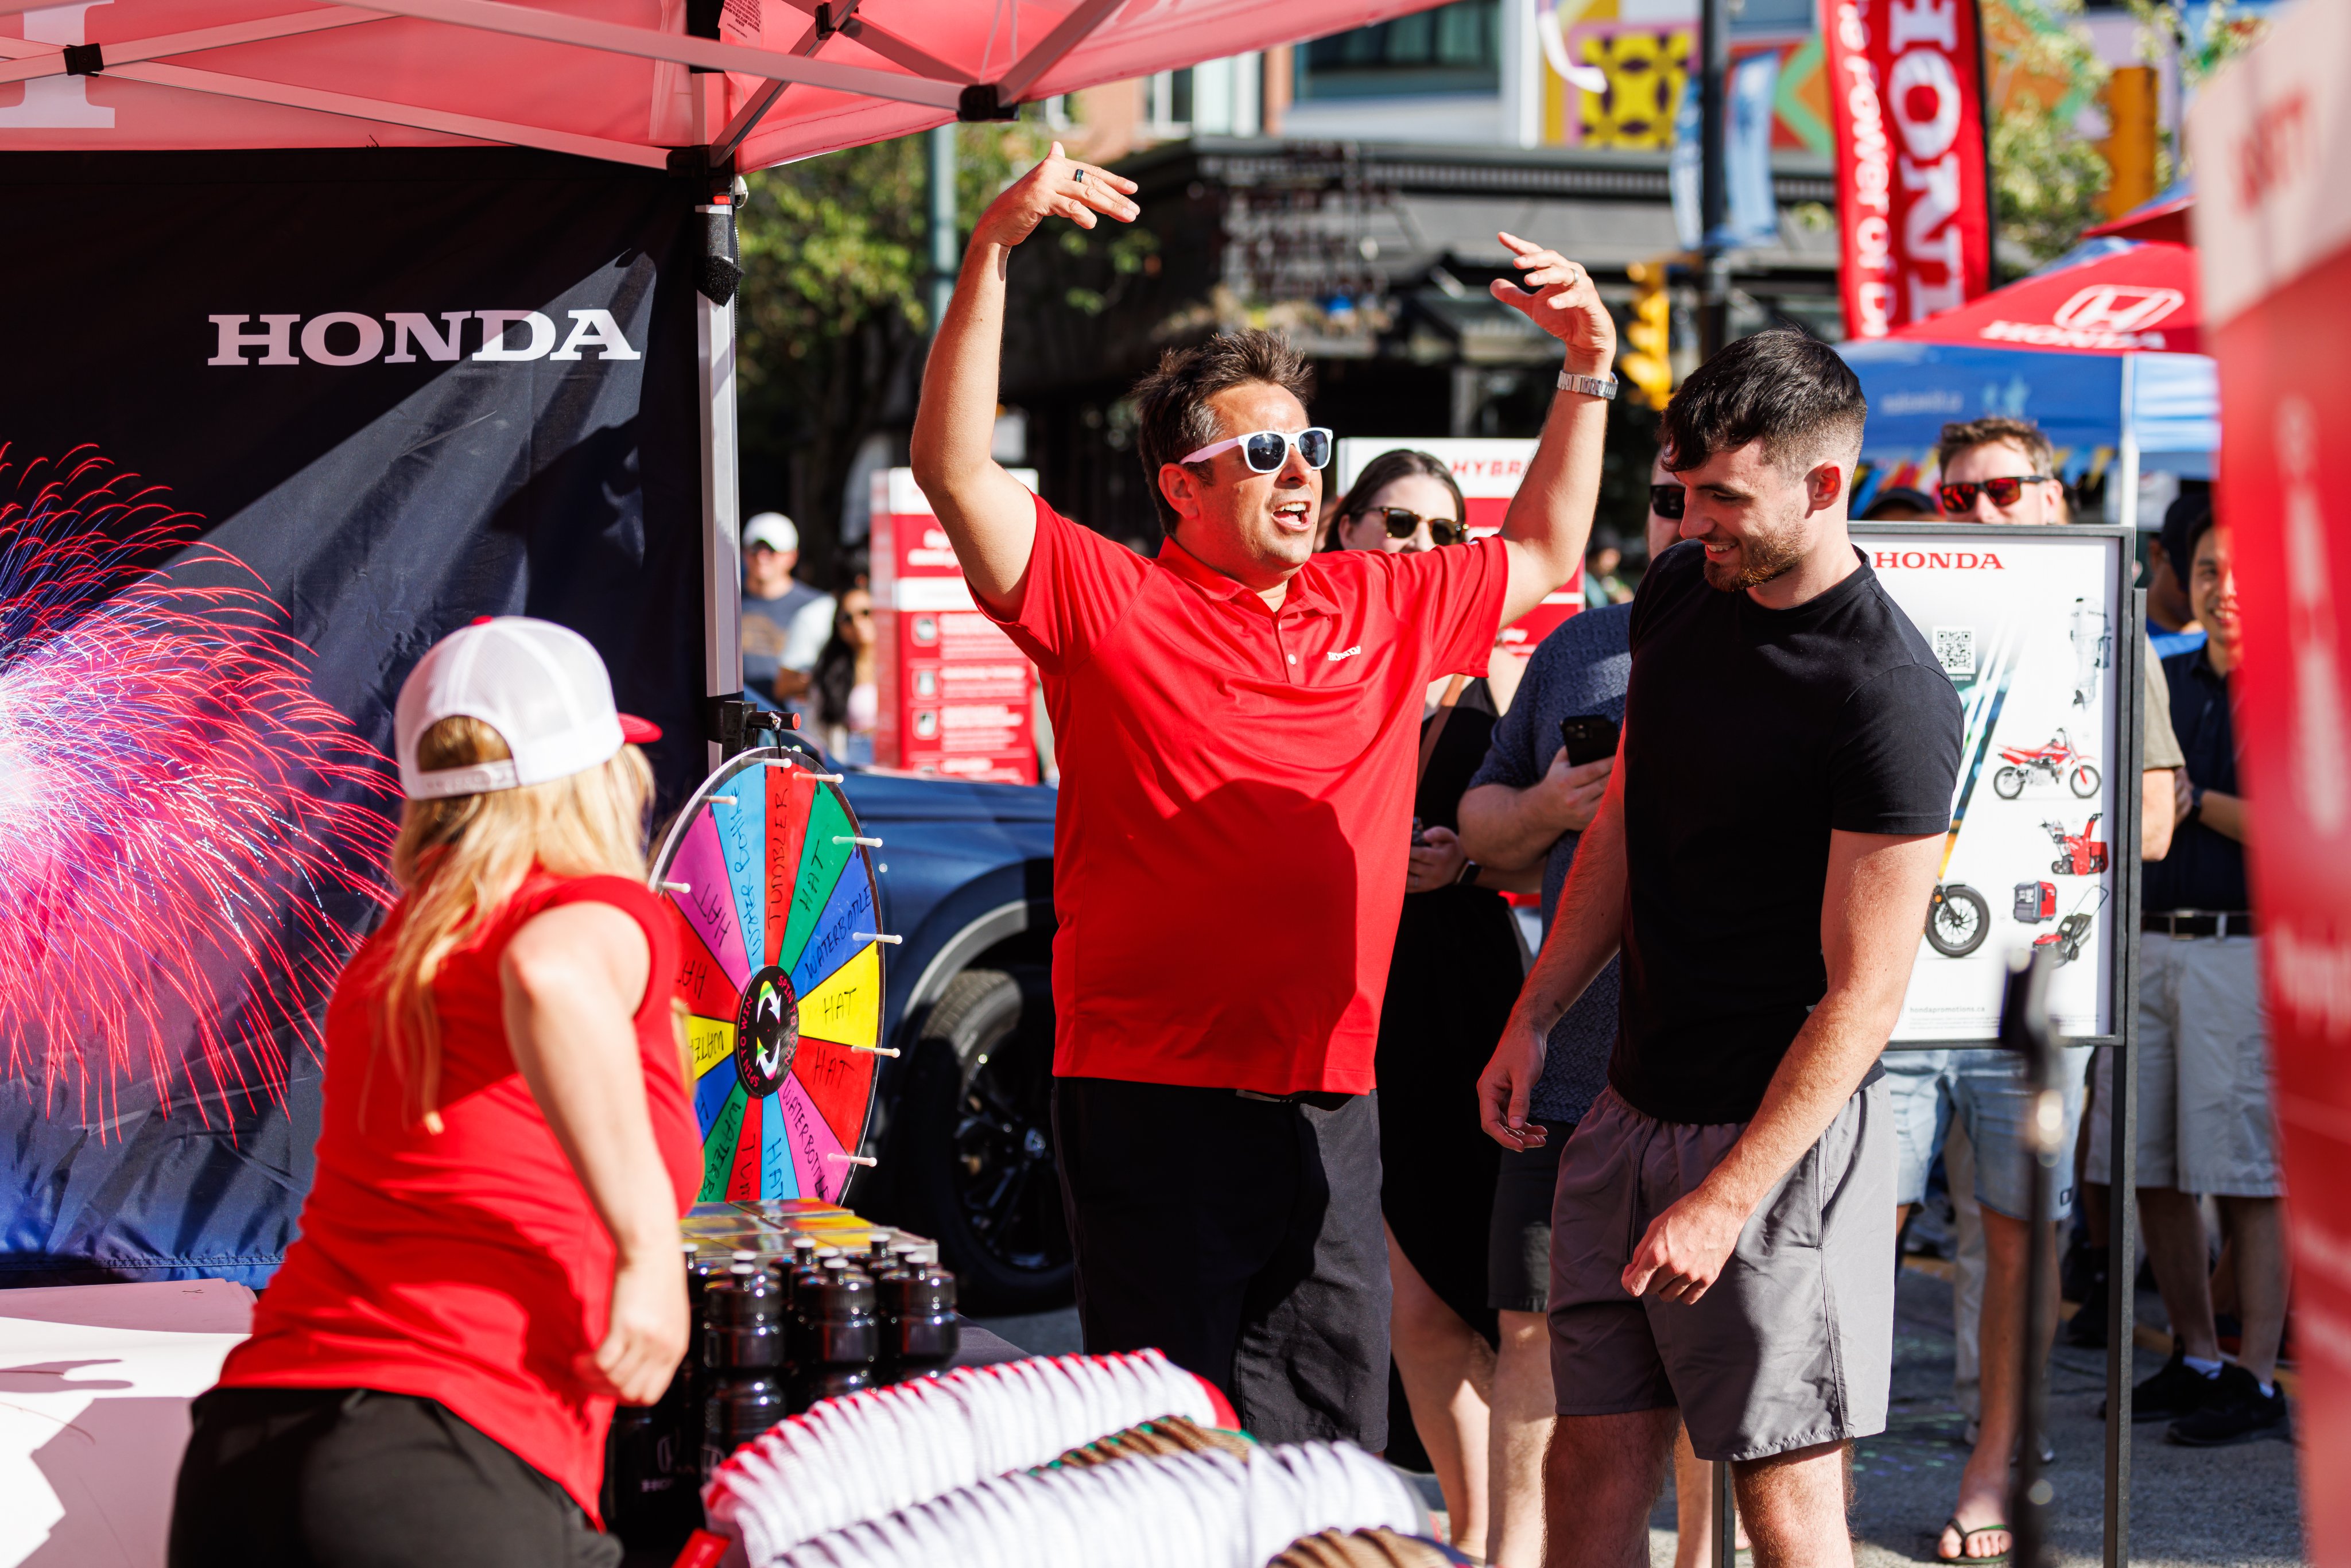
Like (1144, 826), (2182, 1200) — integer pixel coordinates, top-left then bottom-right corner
(2086, 934), (2280, 1197)
(1884, 1045), (2089, 1221)
(1547, 1081), (1896, 1462)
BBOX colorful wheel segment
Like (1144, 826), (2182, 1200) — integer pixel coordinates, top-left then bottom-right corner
(653, 748), (884, 1205)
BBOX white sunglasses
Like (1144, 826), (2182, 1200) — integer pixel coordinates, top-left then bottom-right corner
(1178, 427), (1334, 473)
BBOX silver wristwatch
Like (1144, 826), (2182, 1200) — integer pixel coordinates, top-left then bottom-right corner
(1557, 370), (1620, 400)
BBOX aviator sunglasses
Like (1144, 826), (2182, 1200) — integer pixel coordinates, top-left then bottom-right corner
(1180, 427), (1334, 473)
(1938, 474), (2054, 513)
(1354, 506), (1468, 546)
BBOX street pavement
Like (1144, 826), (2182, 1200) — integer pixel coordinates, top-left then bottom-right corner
(975, 1262), (2306, 1566)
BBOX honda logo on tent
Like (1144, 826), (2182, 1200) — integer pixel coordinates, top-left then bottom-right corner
(205, 309), (641, 366)
(2050, 285), (2187, 334)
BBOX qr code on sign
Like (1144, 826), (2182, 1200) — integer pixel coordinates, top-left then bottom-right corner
(1933, 626), (1976, 678)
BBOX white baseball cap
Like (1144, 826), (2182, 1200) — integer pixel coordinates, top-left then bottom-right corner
(395, 616), (661, 800)
(743, 512), (798, 553)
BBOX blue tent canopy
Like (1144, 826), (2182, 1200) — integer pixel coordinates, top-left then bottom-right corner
(1838, 341), (2218, 494)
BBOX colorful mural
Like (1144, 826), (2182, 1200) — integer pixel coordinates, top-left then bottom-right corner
(1535, 0), (1832, 153)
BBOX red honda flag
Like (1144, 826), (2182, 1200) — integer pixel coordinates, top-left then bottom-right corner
(1821, 0), (1995, 338)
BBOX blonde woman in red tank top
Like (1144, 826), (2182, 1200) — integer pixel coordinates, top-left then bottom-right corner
(170, 618), (703, 1568)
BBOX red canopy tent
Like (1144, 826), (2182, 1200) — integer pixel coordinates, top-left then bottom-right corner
(1883, 239), (2202, 356)
(0, 0), (1429, 724)
(0, 0), (1415, 170)
(2084, 184), (2194, 247)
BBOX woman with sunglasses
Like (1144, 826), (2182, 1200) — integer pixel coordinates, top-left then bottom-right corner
(810, 579), (878, 765)
(1328, 451), (1475, 554)
(1330, 448), (1534, 1558)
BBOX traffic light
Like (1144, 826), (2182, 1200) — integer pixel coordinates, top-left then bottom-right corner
(1619, 259), (1675, 409)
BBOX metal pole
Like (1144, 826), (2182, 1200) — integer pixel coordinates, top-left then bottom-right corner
(1697, 0), (1731, 360)
(927, 123), (957, 334)
(2007, 949), (2059, 1568)
(693, 75), (743, 774)
(2116, 356), (2142, 531)
(1711, 1458), (1736, 1568)
(2103, 579), (2147, 1568)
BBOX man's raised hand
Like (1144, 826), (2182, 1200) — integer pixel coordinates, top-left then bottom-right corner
(971, 141), (1139, 253)
(1491, 232), (1617, 373)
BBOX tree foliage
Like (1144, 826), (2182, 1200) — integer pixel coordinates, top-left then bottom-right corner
(1985, 0), (2111, 274)
(734, 122), (1045, 580)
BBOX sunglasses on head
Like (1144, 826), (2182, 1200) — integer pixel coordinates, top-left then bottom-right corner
(1649, 483), (1686, 521)
(1180, 427), (1334, 474)
(1356, 506), (1468, 546)
(1938, 474), (2054, 513)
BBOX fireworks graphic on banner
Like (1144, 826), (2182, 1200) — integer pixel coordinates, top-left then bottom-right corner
(0, 447), (395, 1128)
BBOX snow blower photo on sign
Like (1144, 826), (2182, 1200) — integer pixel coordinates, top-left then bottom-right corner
(1857, 526), (2135, 1040)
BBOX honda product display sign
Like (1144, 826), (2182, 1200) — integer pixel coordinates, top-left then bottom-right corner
(870, 467), (1038, 785)
(2191, 5), (2351, 1550)
(0, 148), (705, 1286)
(1855, 524), (2137, 1043)
(1333, 438), (1585, 653)
(1821, 0), (1993, 338)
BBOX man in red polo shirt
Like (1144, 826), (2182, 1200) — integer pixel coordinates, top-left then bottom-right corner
(909, 143), (1613, 1446)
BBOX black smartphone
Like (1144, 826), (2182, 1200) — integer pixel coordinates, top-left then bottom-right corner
(1558, 715), (1620, 767)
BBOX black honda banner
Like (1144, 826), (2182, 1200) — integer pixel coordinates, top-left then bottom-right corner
(0, 148), (706, 1284)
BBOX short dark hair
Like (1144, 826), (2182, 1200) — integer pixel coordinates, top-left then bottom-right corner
(1131, 331), (1315, 534)
(1660, 329), (1867, 478)
(2163, 491), (2216, 573)
(1936, 416), (2054, 478)
(1327, 449), (1465, 550)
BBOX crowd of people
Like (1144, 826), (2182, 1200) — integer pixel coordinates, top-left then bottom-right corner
(900, 146), (2288, 1567)
(163, 138), (2284, 1568)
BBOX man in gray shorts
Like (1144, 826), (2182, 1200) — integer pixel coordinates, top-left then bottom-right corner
(1480, 331), (1962, 1566)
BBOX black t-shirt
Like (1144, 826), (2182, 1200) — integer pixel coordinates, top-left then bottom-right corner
(2144, 646), (2247, 912)
(1610, 541), (1962, 1124)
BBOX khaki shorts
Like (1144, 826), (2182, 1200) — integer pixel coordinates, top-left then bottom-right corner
(1547, 1081), (1895, 1462)
(2086, 934), (2282, 1197)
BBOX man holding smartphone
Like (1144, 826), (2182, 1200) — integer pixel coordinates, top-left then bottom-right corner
(1457, 460), (1681, 1567)
(909, 143), (1615, 1451)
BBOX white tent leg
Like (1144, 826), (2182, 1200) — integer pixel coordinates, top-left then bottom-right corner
(699, 266), (741, 773)
(2117, 355), (2141, 531)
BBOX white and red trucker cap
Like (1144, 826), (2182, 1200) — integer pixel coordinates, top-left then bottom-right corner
(395, 616), (661, 801)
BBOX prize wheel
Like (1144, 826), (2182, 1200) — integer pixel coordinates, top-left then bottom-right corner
(652, 746), (885, 1206)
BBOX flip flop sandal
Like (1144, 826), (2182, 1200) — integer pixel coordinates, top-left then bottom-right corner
(1928, 1516), (2012, 1566)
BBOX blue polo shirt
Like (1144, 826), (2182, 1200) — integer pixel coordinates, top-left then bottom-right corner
(2144, 646), (2247, 913)
(1467, 603), (1631, 1127)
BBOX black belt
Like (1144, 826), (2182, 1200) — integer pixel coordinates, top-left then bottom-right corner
(1235, 1089), (1355, 1109)
(2142, 910), (2257, 938)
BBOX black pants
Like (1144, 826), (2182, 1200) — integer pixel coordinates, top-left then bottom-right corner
(1051, 1077), (1390, 1449)
(169, 1386), (622, 1568)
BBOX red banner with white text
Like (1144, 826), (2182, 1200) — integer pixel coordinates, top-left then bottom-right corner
(2191, 5), (2351, 1555)
(1820, 0), (1993, 338)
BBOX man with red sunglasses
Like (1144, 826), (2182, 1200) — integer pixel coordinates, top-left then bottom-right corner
(909, 143), (1611, 1453)
(1891, 414), (2184, 1565)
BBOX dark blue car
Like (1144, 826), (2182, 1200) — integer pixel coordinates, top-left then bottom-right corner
(834, 767), (1070, 1312)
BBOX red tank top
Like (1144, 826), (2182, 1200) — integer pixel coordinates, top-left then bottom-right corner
(220, 871), (701, 1522)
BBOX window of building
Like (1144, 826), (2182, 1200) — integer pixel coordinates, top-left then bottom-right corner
(1144, 67), (1194, 134)
(1296, 1), (1500, 101)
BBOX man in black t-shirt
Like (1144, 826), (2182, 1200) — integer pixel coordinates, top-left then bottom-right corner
(1478, 331), (1961, 1565)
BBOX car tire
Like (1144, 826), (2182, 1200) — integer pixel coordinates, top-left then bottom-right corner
(899, 966), (1074, 1314)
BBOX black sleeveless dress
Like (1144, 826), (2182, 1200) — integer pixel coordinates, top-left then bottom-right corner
(1375, 681), (1523, 1344)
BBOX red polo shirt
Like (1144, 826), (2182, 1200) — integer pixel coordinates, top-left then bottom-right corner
(981, 494), (1508, 1095)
